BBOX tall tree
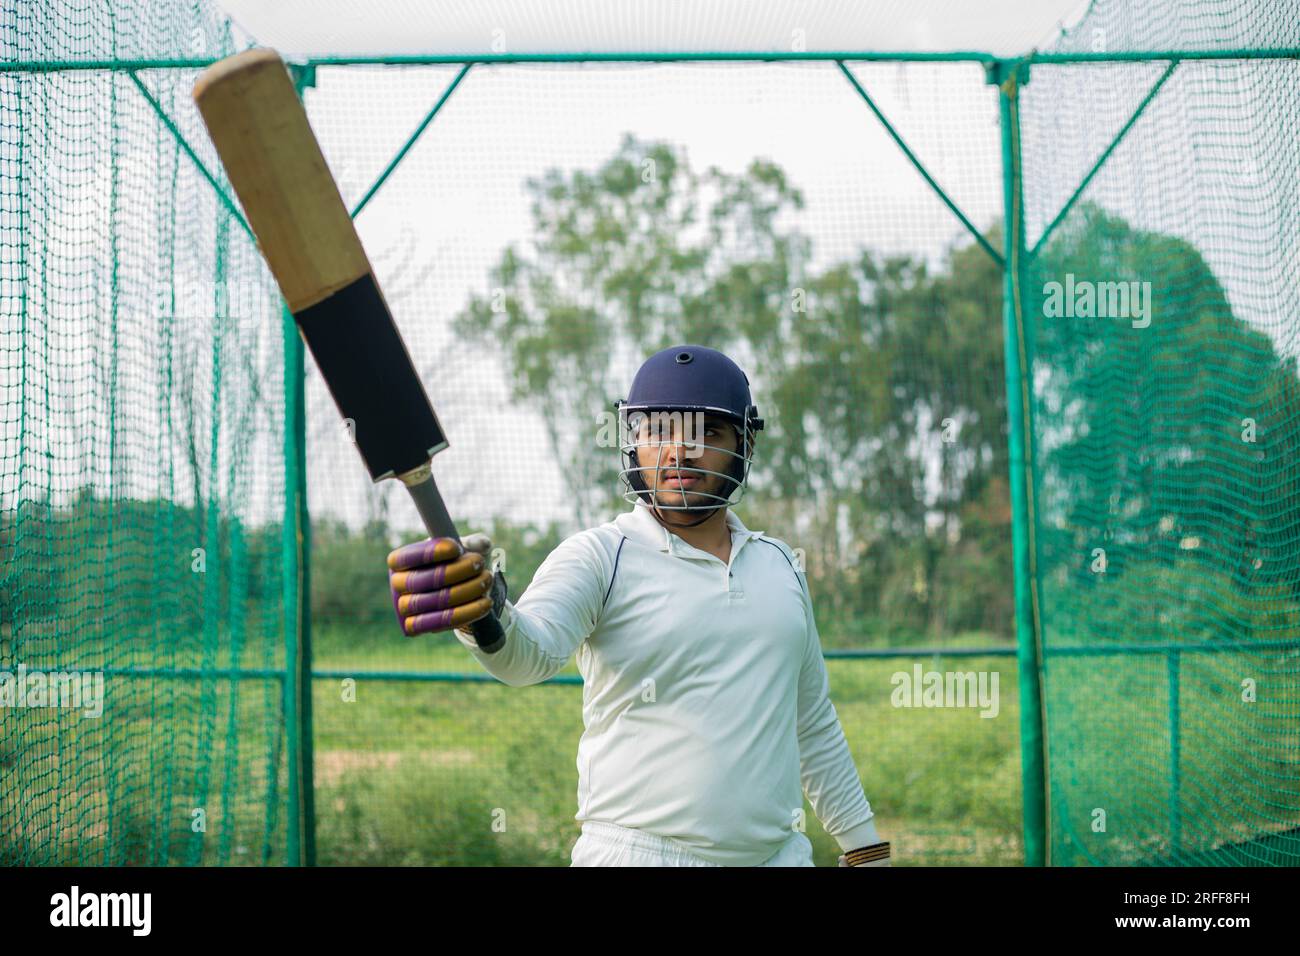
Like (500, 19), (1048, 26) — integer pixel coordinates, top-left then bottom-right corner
(457, 133), (1021, 641)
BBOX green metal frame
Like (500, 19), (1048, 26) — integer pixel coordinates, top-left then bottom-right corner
(988, 57), (1049, 868)
(125, 73), (254, 242)
(308, 50), (1043, 866)
(4, 47), (1296, 72)
(308, 646), (1019, 686)
(282, 63), (318, 869)
(121, 58), (322, 867)
(351, 64), (472, 218)
(115, 66), (311, 865)
(836, 63), (1003, 265)
(1031, 60), (1180, 256)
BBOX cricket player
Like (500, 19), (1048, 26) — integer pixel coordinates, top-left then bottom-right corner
(387, 345), (889, 867)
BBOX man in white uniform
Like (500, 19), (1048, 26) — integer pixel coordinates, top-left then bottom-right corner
(387, 345), (889, 867)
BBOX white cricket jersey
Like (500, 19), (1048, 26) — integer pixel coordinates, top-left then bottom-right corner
(453, 503), (879, 865)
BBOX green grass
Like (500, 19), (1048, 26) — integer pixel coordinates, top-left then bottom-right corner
(0, 677), (288, 866)
(309, 622), (1024, 865)
(12, 615), (1294, 866)
(2, 619), (1025, 866)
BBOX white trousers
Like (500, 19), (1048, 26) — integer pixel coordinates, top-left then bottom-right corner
(570, 820), (816, 867)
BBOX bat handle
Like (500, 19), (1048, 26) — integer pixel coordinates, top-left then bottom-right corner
(400, 465), (507, 654)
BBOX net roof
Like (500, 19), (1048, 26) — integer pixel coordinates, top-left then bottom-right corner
(215, 0), (1093, 60)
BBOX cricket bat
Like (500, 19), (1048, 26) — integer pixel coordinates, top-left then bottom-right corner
(192, 48), (506, 653)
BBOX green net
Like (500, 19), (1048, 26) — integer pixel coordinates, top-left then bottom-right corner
(3, 0), (1297, 868)
(299, 57), (1022, 866)
(0, 1), (298, 864)
(1021, 1), (1300, 865)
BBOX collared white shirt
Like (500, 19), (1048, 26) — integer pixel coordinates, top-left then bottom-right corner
(454, 503), (878, 865)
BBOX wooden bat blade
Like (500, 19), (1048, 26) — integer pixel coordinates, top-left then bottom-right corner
(192, 48), (507, 653)
(193, 48), (366, 313)
(192, 47), (448, 484)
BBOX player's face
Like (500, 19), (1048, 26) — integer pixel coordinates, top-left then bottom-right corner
(633, 412), (741, 511)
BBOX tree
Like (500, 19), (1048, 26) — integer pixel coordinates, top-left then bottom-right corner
(454, 132), (811, 528)
(1029, 202), (1300, 637)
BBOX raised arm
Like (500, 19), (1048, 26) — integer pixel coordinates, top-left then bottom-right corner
(451, 531), (611, 686)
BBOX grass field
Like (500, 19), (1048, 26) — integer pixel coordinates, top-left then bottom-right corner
(13, 622), (1292, 866)
(0, 620), (1024, 866)
(309, 622), (1025, 866)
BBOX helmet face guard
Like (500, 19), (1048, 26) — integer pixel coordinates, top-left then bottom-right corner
(615, 404), (759, 514)
(613, 345), (763, 523)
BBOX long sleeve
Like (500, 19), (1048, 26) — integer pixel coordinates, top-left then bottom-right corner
(794, 569), (880, 852)
(452, 530), (610, 687)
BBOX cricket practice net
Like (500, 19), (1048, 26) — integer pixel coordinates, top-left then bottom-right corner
(2, 0), (1298, 866)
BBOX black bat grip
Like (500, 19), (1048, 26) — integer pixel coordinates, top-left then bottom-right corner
(402, 470), (507, 654)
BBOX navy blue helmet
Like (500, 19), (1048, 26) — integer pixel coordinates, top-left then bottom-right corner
(614, 345), (763, 521)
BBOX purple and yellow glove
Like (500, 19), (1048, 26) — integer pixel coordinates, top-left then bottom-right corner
(387, 533), (503, 636)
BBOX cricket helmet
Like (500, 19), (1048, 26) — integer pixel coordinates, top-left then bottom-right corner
(613, 345), (763, 524)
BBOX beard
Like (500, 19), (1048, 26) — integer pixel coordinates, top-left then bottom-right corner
(650, 465), (725, 512)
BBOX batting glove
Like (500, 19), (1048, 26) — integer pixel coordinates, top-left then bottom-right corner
(454, 532), (509, 640)
(387, 532), (506, 636)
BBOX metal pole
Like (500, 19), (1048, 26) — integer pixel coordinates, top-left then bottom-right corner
(287, 64), (318, 868)
(1168, 649), (1182, 855)
(991, 58), (1049, 867)
(278, 293), (307, 866)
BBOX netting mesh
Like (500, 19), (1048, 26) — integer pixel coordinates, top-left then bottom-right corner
(2, 0), (1297, 867)
(0, 1), (293, 864)
(1021, 4), (1300, 865)
(301, 58), (1021, 866)
(1041, 0), (1300, 56)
